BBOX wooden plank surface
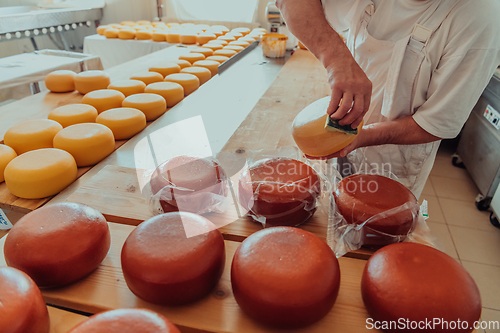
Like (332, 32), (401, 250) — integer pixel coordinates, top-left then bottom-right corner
(48, 306), (88, 333)
(0, 222), (378, 333)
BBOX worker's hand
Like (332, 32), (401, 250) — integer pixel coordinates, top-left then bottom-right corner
(326, 57), (372, 129)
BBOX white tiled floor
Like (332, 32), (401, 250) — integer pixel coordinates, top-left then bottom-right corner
(422, 141), (500, 331)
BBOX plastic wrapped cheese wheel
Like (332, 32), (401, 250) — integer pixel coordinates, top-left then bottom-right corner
(48, 104), (98, 127)
(362, 242), (481, 333)
(0, 267), (50, 333)
(193, 60), (219, 76)
(53, 123), (115, 167)
(148, 62), (181, 78)
(232, 227), (341, 328)
(121, 212), (225, 305)
(292, 96), (362, 157)
(238, 157), (320, 227)
(4, 202), (110, 287)
(4, 148), (77, 199)
(180, 66), (211, 85)
(179, 52), (206, 64)
(74, 70), (111, 95)
(144, 81), (184, 107)
(81, 89), (126, 114)
(130, 71), (164, 85)
(164, 73), (199, 96)
(213, 49), (237, 58)
(45, 70), (76, 92)
(0, 144), (17, 183)
(206, 55), (229, 64)
(4, 119), (63, 155)
(122, 93), (167, 121)
(334, 174), (419, 246)
(108, 79), (146, 97)
(96, 107), (146, 140)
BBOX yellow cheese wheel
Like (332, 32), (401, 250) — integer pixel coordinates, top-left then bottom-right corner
(144, 82), (184, 107)
(4, 119), (63, 155)
(152, 21), (167, 27)
(213, 49), (237, 58)
(118, 29), (135, 39)
(232, 27), (251, 35)
(121, 21), (136, 26)
(180, 66), (211, 85)
(171, 59), (192, 69)
(45, 70), (76, 93)
(206, 55), (229, 64)
(179, 33), (197, 44)
(218, 35), (236, 42)
(208, 30), (224, 38)
(152, 32), (167, 42)
(190, 47), (213, 58)
(208, 39), (228, 46)
(223, 45), (244, 53)
(196, 24), (210, 31)
(104, 28), (119, 38)
(203, 43), (224, 52)
(4, 148), (77, 199)
(197, 33), (216, 45)
(74, 70), (111, 95)
(137, 20), (151, 25)
(149, 62), (181, 78)
(136, 30), (152, 40)
(181, 23), (195, 29)
(0, 144), (17, 183)
(167, 22), (180, 28)
(96, 25), (110, 35)
(53, 123), (115, 167)
(229, 40), (249, 48)
(212, 25), (229, 34)
(96, 107), (146, 140)
(179, 53), (206, 65)
(81, 89), (126, 114)
(108, 79), (146, 97)
(130, 72), (164, 86)
(227, 32), (243, 40)
(193, 60), (219, 77)
(48, 104), (98, 128)
(122, 93), (167, 121)
(240, 36), (257, 43)
(166, 33), (180, 43)
(164, 73), (199, 96)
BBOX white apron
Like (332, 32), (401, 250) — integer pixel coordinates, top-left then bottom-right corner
(338, 0), (459, 199)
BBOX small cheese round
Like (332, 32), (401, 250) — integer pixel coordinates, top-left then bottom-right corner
(208, 30), (224, 38)
(164, 73), (199, 96)
(208, 39), (228, 46)
(121, 20), (136, 26)
(179, 33), (197, 44)
(96, 107), (146, 140)
(232, 227), (341, 328)
(179, 53), (206, 64)
(211, 25), (229, 34)
(122, 93), (167, 121)
(4, 148), (77, 199)
(53, 123), (115, 167)
(170, 59), (192, 69)
(144, 82), (184, 108)
(108, 79), (146, 97)
(218, 35), (236, 42)
(67, 309), (180, 333)
(4, 119), (63, 155)
(130, 71), (164, 85)
(213, 49), (237, 58)
(180, 66), (211, 85)
(232, 27), (251, 35)
(240, 35), (257, 43)
(152, 32), (167, 41)
(0, 144), (17, 183)
(136, 30), (152, 40)
(81, 89), (126, 114)
(137, 20), (151, 25)
(202, 43), (223, 52)
(193, 60), (219, 76)
(206, 55), (229, 64)
(223, 45), (244, 53)
(118, 29), (135, 39)
(166, 32), (180, 43)
(229, 40), (249, 48)
(96, 25), (110, 35)
(45, 70), (76, 93)
(197, 32), (216, 45)
(48, 104), (98, 128)
(121, 212), (225, 305)
(104, 28), (119, 38)
(190, 47), (214, 57)
(0, 267), (50, 333)
(74, 70), (111, 95)
(149, 62), (181, 78)
(227, 32), (243, 40)
(4, 202), (110, 287)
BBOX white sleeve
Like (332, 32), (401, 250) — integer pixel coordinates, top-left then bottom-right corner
(321, 0), (358, 33)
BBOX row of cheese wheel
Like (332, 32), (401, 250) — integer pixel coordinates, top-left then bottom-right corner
(1, 201), (483, 331)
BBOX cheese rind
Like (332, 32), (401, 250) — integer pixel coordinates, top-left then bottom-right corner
(166, 33), (180, 43)
(136, 30), (152, 40)
(53, 123), (115, 167)
(122, 93), (167, 121)
(206, 55), (229, 64)
(223, 45), (244, 53)
(171, 59), (192, 69)
(130, 72), (164, 85)
(4, 148), (77, 199)
(203, 43), (223, 52)
(45, 70), (76, 93)
(96, 107), (146, 140)
(4, 119), (63, 155)
(179, 53), (206, 64)
(108, 79), (146, 97)
(0, 144), (17, 183)
(48, 104), (98, 128)
(190, 47), (214, 57)
(74, 70), (111, 95)
(197, 33), (216, 45)
(104, 28), (119, 38)
(179, 33), (197, 44)
(193, 60), (219, 76)
(180, 66), (211, 85)
(149, 62), (181, 78)
(81, 89), (126, 114)
(164, 73), (200, 96)
(144, 82), (184, 107)
(213, 49), (237, 58)
(118, 29), (135, 39)
(152, 32), (167, 41)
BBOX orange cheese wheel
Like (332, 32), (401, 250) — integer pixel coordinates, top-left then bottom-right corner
(193, 60), (219, 76)
(137, 20), (151, 25)
(4, 119), (62, 155)
(96, 25), (110, 35)
(292, 97), (362, 157)
(179, 33), (197, 44)
(231, 227), (341, 328)
(121, 20), (136, 26)
(208, 39), (228, 46)
(118, 29), (135, 39)
(130, 71), (164, 85)
(144, 82), (184, 108)
(232, 27), (251, 35)
(229, 40), (249, 48)
(121, 212), (225, 305)
(81, 89), (126, 114)
(108, 79), (146, 97)
(4, 202), (110, 288)
(45, 70), (76, 93)
(148, 62), (181, 78)
(164, 73), (199, 96)
(104, 28), (119, 38)
(227, 32), (243, 40)
(208, 30), (224, 38)
(211, 25), (229, 34)
(136, 30), (152, 40)
(240, 35), (257, 43)
(180, 66), (211, 85)
(179, 53), (206, 64)
(171, 59), (192, 69)
(96, 107), (146, 140)
(122, 93), (167, 121)
(197, 33), (216, 45)
(206, 55), (229, 64)
(0, 267), (50, 333)
(0, 144), (17, 183)
(166, 32), (180, 43)
(48, 104), (98, 128)
(213, 49), (237, 58)
(190, 47), (214, 57)
(53, 123), (115, 167)
(152, 32), (167, 41)
(223, 45), (244, 53)
(218, 35), (236, 42)
(74, 70), (111, 95)
(202, 43), (223, 52)
(4, 148), (77, 199)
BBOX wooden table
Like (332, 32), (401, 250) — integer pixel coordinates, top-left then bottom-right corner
(48, 306), (87, 333)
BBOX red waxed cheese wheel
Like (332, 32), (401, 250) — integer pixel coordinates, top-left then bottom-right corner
(362, 243), (481, 333)
(121, 212), (225, 305)
(0, 266), (50, 333)
(231, 227), (340, 328)
(67, 308), (180, 333)
(149, 155), (227, 214)
(4, 202), (111, 287)
(238, 157), (320, 227)
(334, 174), (419, 246)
